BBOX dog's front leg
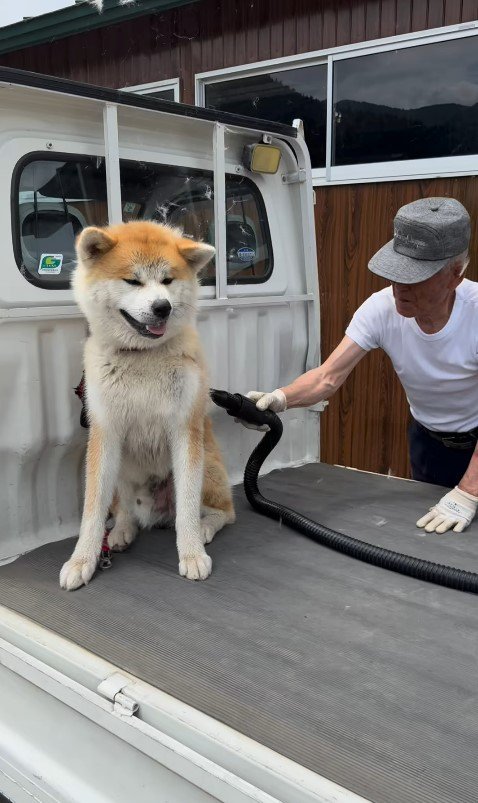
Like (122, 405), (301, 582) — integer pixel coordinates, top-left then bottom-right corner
(60, 423), (120, 590)
(170, 422), (211, 580)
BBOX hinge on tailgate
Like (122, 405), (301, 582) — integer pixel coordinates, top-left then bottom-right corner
(97, 672), (139, 717)
(281, 169), (306, 184)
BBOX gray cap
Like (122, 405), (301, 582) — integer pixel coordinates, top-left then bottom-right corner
(368, 197), (470, 284)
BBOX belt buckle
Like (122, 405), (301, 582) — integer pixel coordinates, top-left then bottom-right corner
(442, 435), (474, 450)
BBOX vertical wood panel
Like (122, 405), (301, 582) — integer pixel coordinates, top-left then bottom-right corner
(245, 0), (260, 65)
(221, 1), (237, 72)
(336, 1), (352, 46)
(257, 0), (272, 63)
(395, 0), (412, 33)
(444, 0), (463, 25)
(365, 0), (381, 41)
(283, 1), (298, 56)
(234, 1), (247, 65)
(270, 0), (285, 58)
(461, 0), (478, 22)
(350, 2), (367, 43)
(411, 0), (430, 31)
(380, 0), (397, 36)
(322, 3), (338, 48)
(461, 0), (478, 21)
(296, 0), (311, 53)
(427, 0), (445, 26)
(308, 3), (324, 50)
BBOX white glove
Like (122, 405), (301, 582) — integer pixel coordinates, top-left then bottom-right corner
(246, 389), (287, 412)
(416, 486), (478, 534)
(235, 389), (287, 431)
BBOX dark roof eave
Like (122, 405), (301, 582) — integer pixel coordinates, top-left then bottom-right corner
(0, 0), (198, 56)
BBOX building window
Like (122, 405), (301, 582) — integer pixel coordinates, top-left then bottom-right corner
(197, 24), (478, 185)
(13, 154), (272, 289)
(122, 78), (180, 102)
(333, 36), (478, 166)
(205, 64), (327, 169)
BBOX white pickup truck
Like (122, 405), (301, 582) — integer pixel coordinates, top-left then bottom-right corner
(0, 66), (476, 803)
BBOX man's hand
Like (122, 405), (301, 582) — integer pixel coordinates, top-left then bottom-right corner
(234, 389), (287, 431)
(416, 486), (478, 533)
(246, 389), (287, 412)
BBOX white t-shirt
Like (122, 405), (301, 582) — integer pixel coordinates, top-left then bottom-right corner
(345, 279), (478, 432)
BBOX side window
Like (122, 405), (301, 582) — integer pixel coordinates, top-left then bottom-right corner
(14, 155), (272, 289)
(14, 155), (108, 289)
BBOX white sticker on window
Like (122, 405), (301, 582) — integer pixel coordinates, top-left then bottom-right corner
(38, 254), (63, 275)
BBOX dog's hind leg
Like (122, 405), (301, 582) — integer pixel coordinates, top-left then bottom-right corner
(108, 478), (139, 551)
(200, 417), (235, 544)
(108, 505), (138, 552)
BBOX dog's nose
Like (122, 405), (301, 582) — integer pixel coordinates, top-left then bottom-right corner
(151, 299), (172, 319)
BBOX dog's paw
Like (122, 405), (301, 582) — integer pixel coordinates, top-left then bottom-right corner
(179, 551), (212, 581)
(59, 555), (97, 590)
(108, 523), (136, 552)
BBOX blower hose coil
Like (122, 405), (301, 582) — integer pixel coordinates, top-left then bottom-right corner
(210, 389), (478, 595)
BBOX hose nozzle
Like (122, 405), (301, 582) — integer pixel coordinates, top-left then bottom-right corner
(210, 388), (281, 430)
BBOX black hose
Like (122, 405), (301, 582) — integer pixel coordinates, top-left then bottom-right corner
(210, 388), (478, 594)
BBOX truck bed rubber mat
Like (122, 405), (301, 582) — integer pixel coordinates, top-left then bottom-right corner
(0, 462), (477, 803)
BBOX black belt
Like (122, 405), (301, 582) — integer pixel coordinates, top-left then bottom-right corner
(416, 421), (478, 450)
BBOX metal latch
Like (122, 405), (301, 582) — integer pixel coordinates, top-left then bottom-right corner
(97, 672), (139, 717)
(281, 169), (306, 184)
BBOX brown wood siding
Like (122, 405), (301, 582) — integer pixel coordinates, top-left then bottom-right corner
(2, 0), (478, 476)
(2, 0), (477, 98)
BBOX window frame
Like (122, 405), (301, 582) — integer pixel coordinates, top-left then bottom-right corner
(11, 151), (274, 290)
(121, 78), (181, 102)
(195, 21), (478, 186)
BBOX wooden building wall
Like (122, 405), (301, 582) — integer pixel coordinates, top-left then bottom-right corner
(2, 0), (477, 477)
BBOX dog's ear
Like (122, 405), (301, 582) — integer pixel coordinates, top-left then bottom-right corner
(178, 239), (216, 272)
(76, 227), (117, 262)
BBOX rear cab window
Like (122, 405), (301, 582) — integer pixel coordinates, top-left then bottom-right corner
(13, 154), (273, 290)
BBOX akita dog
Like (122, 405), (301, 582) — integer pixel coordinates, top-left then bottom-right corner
(60, 221), (235, 590)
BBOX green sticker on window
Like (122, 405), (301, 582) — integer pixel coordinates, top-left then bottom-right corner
(39, 254), (63, 275)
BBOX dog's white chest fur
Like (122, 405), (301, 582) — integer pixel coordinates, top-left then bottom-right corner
(85, 339), (200, 473)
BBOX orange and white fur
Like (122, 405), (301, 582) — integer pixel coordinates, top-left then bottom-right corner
(60, 221), (235, 590)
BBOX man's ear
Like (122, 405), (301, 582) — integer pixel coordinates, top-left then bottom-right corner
(450, 258), (468, 289)
(76, 227), (117, 262)
(177, 239), (216, 272)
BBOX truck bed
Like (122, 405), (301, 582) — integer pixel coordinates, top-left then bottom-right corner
(0, 462), (477, 803)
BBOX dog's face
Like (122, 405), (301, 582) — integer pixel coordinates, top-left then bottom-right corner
(73, 221), (215, 349)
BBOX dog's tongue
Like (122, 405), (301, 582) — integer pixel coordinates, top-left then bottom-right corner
(146, 322), (167, 336)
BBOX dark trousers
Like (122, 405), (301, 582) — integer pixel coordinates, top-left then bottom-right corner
(408, 419), (475, 489)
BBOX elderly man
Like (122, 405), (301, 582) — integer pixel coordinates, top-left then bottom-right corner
(246, 197), (478, 534)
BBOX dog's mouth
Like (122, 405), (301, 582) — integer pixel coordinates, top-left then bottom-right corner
(120, 309), (168, 339)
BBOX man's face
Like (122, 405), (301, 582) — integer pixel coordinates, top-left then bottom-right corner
(391, 264), (462, 319)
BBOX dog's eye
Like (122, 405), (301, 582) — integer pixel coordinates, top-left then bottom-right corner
(162, 277), (173, 286)
(124, 278), (143, 286)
